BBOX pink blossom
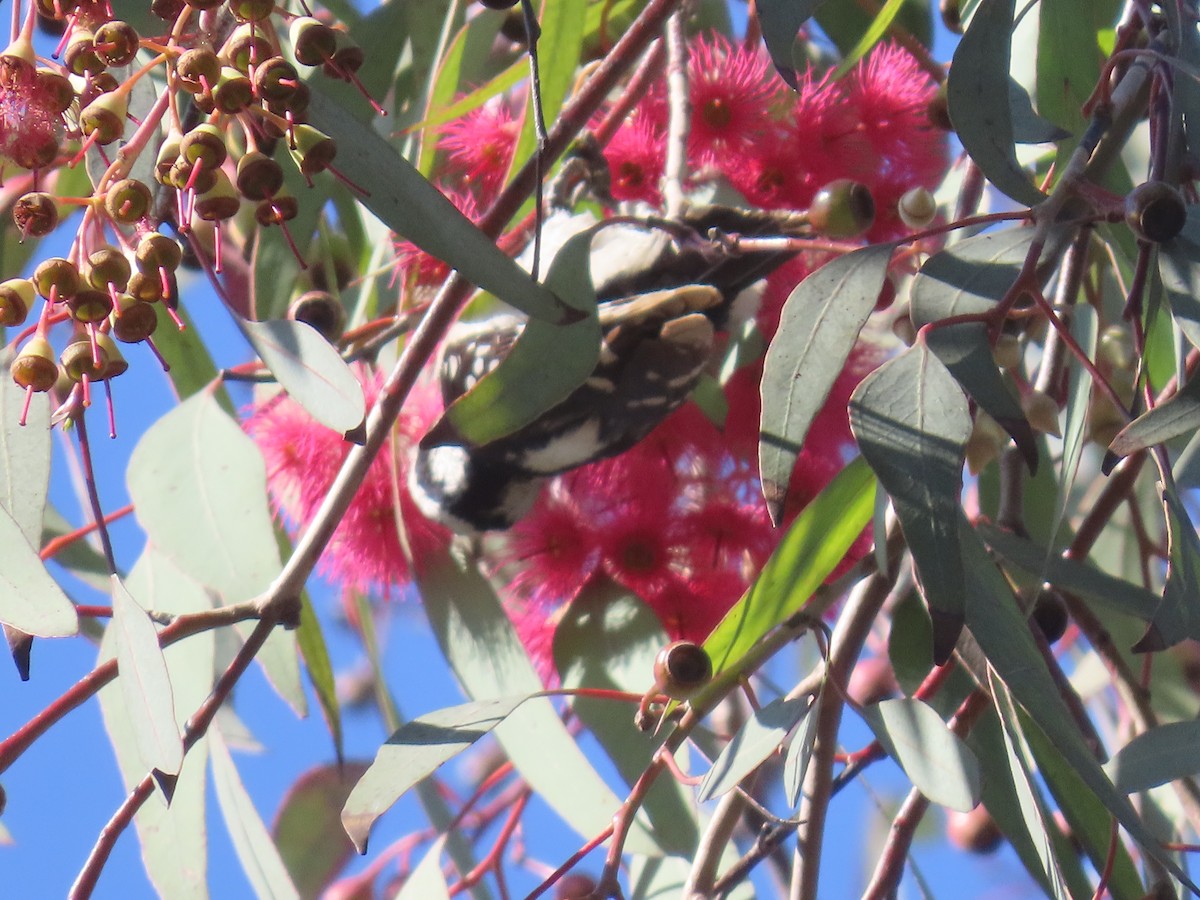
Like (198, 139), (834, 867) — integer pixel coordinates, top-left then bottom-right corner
(438, 101), (520, 196)
(686, 34), (781, 168)
(603, 113), (664, 205)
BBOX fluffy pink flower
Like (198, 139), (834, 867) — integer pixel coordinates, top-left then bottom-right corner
(505, 492), (599, 608)
(438, 101), (520, 195)
(603, 114), (664, 205)
(686, 34), (781, 168)
(392, 187), (478, 288)
(246, 367), (449, 597)
(0, 58), (63, 171)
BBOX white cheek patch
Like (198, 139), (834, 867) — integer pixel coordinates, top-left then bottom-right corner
(518, 419), (604, 474)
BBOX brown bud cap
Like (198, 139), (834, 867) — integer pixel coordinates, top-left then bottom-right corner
(13, 191), (59, 237)
(1028, 586), (1068, 644)
(809, 179), (875, 238)
(222, 23), (272, 74)
(554, 873), (597, 900)
(236, 150), (284, 200)
(76, 71), (118, 109)
(289, 290), (346, 342)
(212, 66), (253, 114)
(151, 0), (185, 19)
(183, 0), (224, 10)
(60, 338), (106, 382)
(0, 278), (34, 326)
(111, 294), (159, 342)
(1125, 181), (1187, 244)
(136, 233), (183, 272)
(11, 337), (58, 392)
(154, 132), (182, 184)
(79, 91), (128, 145)
(64, 29), (104, 76)
(93, 21), (140, 67)
(86, 247), (131, 291)
(1022, 389), (1061, 437)
(67, 288), (113, 323)
(126, 270), (163, 302)
(33, 256), (80, 300)
(34, 0), (77, 21)
(179, 122), (228, 170)
(169, 157), (217, 193)
(192, 169), (240, 221)
(252, 56), (299, 103)
(324, 31), (363, 78)
(289, 123), (336, 176)
(104, 178), (153, 223)
(93, 333), (127, 379)
(478, 0), (520, 9)
(35, 68), (74, 113)
(175, 47), (220, 94)
(255, 193), (298, 226)
(652, 641), (712, 700)
(940, 0), (963, 32)
(290, 17), (337, 67)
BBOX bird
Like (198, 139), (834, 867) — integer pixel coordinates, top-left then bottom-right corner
(409, 205), (808, 533)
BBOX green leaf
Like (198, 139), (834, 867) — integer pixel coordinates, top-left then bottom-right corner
(1158, 207), (1200, 351)
(758, 243), (894, 523)
(756, 0), (822, 88)
(306, 86), (576, 325)
(960, 520), (1200, 891)
(977, 523), (1158, 622)
(418, 551), (660, 854)
(0, 503), (78, 637)
(112, 575), (183, 776)
(1053, 304), (1096, 538)
(443, 230), (601, 444)
(395, 836), (451, 900)
(553, 583), (699, 856)
(1106, 721), (1200, 794)
(210, 729), (301, 900)
(0, 356), (50, 544)
(296, 595), (342, 762)
(910, 227), (1036, 321)
(705, 457), (876, 675)
(862, 698), (981, 811)
(98, 547), (215, 900)
(1133, 488), (1200, 651)
(850, 345), (972, 663)
(238, 319), (366, 434)
(1008, 78), (1072, 144)
(887, 590), (934, 697)
(342, 696), (527, 852)
(273, 762), (370, 897)
(127, 392), (281, 604)
(698, 697), (810, 802)
(782, 699), (819, 808)
(947, 0), (1046, 207)
(832, 0), (907, 78)
(1109, 369), (1200, 458)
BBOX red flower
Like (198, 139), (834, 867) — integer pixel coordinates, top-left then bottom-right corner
(603, 114), (664, 205)
(438, 101), (520, 195)
(686, 34), (781, 168)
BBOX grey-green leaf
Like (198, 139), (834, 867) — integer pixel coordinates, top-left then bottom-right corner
(273, 762), (370, 896)
(759, 243), (894, 523)
(947, 0), (1046, 206)
(698, 697), (810, 802)
(783, 700), (819, 808)
(0, 503), (77, 637)
(113, 575), (183, 776)
(850, 345), (972, 663)
(756, 0), (822, 88)
(341, 696), (527, 853)
(1109, 371), (1200, 458)
(862, 698), (981, 812)
(239, 318), (365, 434)
(1106, 721), (1200, 794)
(307, 86), (575, 325)
(1132, 488), (1200, 651)
(0, 359), (50, 544)
(395, 836), (451, 900)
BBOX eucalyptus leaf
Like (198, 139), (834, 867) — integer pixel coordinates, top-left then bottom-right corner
(757, 0), (822, 88)
(1132, 488), (1200, 651)
(1158, 206), (1200, 351)
(112, 575), (183, 777)
(758, 243), (894, 523)
(0, 358), (50, 544)
(395, 836), (451, 900)
(862, 698), (981, 812)
(850, 345), (972, 663)
(1106, 720), (1200, 794)
(1109, 368), (1200, 458)
(238, 318), (365, 434)
(698, 697), (810, 802)
(783, 699), (819, 808)
(1008, 78), (1071, 144)
(342, 696), (528, 852)
(0, 503), (78, 637)
(947, 0), (1046, 206)
(273, 762), (370, 897)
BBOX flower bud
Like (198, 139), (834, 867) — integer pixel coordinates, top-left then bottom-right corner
(11, 337), (58, 392)
(652, 641), (712, 700)
(79, 90), (128, 145)
(290, 17), (337, 67)
(236, 150), (284, 200)
(111, 294), (159, 342)
(93, 21), (140, 67)
(175, 47), (220, 94)
(1125, 181), (1187, 244)
(60, 338), (106, 382)
(63, 28), (104, 77)
(898, 186), (937, 229)
(808, 179), (875, 238)
(0, 278), (34, 326)
(103, 178), (152, 223)
(86, 247), (131, 292)
(289, 290), (346, 343)
(33, 256), (79, 301)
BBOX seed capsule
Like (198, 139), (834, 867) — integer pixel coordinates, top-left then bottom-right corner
(652, 641), (712, 700)
(0, 278), (34, 326)
(13, 192), (59, 237)
(11, 337), (58, 392)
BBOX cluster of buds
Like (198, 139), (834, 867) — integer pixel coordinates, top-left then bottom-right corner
(2, 0), (376, 431)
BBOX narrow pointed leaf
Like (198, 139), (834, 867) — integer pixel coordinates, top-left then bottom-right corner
(1133, 488), (1200, 651)
(705, 457), (876, 675)
(0, 504), (77, 636)
(1008, 78), (1071, 144)
(863, 698), (981, 811)
(783, 700), (819, 807)
(113, 575), (183, 776)
(1105, 721), (1200, 794)
(947, 0), (1046, 206)
(1054, 305), (1095, 540)
(850, 345), (972, 663)
(1109, 372), (1200, 458)
(307, 86), (575, 325)
(759, 243), (894, 522)
(1158, 207), (1200, 350)
(756, 0), (822, 88)
(210, 730), (301, 900)
(442, 230), (601, 444)
(239, 318), (365, 434)
(961, 520), (1200, 891)
(342, 696), (527, 852)
(698, 697), (810, 802)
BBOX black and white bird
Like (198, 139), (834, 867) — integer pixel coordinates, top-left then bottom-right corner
(409, 205), (806, 533)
